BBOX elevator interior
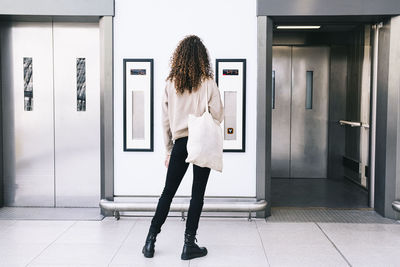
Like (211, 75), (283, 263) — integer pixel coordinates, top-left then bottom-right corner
(271, 21), (376, 208)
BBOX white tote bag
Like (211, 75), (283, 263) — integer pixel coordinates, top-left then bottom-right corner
(185, 82), (223, 172)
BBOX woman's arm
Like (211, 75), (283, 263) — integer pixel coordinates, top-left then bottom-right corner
(208, 79), (224, 123)
(162, 83), (173, 157)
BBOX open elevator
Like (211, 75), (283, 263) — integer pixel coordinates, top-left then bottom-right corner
(270, 22), (376, 208)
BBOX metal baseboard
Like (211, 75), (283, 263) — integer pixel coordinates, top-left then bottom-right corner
(99, 199), (267, 221)
(0, 207), (104, 220)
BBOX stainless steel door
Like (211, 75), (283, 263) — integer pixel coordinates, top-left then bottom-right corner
(291, 47), (329, 178)
(1, 22), (55, 206)
(53, 22), (100, 207)
(271, 46), (330, 178)
(271, 46), (291, 177)
(1, 21), (100, 207)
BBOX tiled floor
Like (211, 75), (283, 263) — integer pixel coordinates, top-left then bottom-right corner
(0, 211), (399, 267)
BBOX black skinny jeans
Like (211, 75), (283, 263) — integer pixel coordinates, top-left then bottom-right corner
(149, 136), (210, 235)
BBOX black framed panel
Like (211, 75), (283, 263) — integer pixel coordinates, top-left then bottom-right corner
(216, 59), (246, 152)
(123, 58), (154, 151)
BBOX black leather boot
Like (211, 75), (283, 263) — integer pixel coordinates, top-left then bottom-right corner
(142, 231), (158, 258)
(181, 232), (207, 260)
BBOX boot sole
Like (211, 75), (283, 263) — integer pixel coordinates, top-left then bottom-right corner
(142, 247), (154, 258)
(181, 250), (208, 260)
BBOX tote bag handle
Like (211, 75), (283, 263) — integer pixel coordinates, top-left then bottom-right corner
(204, 80), (209, 113)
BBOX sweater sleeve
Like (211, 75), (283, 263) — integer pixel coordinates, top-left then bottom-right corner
(208, 79), (224, 123)
(162, 83), (173, 156)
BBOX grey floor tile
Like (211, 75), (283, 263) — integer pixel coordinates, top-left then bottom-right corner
(0, 219), (16, 228)
(0, 220), (74, 244)
(0, 243), (52, 267)
(318, 223), (400, 267)
(0, 219), (16, 234)
(29, 265), (104, 267)
(197, 218), (262, 246)
(28, 219), (136, 266)
(0, 220), (75, 266)
(28, 242), (114, 266)
(256, 221), (348, 267)
(266, 246), (348, 267)
(189, 244), (269, 267)
(55, 219), (135, 244)
(330, 246), (400, 267)
(109, 218), (189, 267)
(318, 223), (400, 247)
(190, 218), (269, 267)
(256, 221), (333, 247)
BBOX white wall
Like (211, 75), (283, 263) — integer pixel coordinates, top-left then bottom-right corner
(113, 0), (257, 197)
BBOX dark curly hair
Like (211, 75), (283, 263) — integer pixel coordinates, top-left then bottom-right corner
(167, 35), (214, 94)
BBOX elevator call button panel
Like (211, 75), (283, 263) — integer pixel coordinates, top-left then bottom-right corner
(216, 59), (246, 152)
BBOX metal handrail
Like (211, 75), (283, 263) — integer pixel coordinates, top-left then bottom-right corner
(339, 120), (361, 127)
(392, 200), (400, 212)
(99, 199), (268, 221)
(339, 120), (369, 129)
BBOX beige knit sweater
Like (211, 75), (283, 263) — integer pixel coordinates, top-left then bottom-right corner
(162, 78), (224, 156)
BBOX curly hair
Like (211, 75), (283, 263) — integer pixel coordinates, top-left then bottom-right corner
(167, 35), (214, 94)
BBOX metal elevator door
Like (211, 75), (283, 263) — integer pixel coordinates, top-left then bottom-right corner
(0, 21), (100, 207)
(272, 46), (330, 178)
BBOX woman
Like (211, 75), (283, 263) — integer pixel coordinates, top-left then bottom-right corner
(142, 35), (224, 260)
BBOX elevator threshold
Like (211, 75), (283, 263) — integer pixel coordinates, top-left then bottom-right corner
(271, 206), (373, 211)
(268, 207), (394, 224)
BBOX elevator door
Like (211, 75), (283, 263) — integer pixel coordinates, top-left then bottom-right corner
(272, 46), (330, 178)
(53, 22), (100, 207)
(1, 22), (55, 206)
(1, 21), (100, 207)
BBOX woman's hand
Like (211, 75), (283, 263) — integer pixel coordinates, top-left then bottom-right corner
(165, 155), (171, 168)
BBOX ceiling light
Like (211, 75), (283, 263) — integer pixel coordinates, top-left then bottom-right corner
(276, 25), (321, 30)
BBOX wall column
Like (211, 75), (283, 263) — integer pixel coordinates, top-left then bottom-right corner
(256, 16), (273, 217)
(99, 16), (114, 216)
(375, 15), (400, 219)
